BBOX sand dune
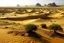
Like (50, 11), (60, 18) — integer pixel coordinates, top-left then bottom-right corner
(0, 8), (64, 43)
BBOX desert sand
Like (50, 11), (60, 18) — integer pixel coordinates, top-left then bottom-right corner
(0, 8), (64, 43)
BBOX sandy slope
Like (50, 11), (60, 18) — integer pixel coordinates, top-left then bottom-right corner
(0, 9), (64, 43)
(49, 13), (63, 18)
(0, 18), (64, 43)
(0, 29), (42, 43)
(0, 28), (64, 43)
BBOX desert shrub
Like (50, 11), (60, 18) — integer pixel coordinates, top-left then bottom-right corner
(50, 20), (56, 22)
(44, 13), (50, 16)
(25, 24), (37, 31)
(12, 22), (16, 24)
(41, 24), (47, 28)
(62, 13), (64, 14)
(48, 24), (63, 31)
(25, 24), (42, 39)
(2, 13), (5, 15)
(31, 9), (36, 13)
(5, 27), (8, 28)
(5, 22), (8, 23)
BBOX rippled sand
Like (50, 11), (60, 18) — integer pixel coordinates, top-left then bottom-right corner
(0, 29), (42, 43)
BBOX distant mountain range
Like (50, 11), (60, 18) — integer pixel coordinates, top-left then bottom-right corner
(43, 2), (59, 7)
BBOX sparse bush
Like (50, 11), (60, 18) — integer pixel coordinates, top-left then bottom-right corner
(14, 14), (16, 16)
(41, 24), (47, 28)
(25, 24), (42, 39)
(25, 24), (37, 31)
(48, 24), (63, 31)
(5, 22), (8, 23)
(50, 20), (53, 22)
(2, 13), (5, 15)
(13, 22), (16, 24)
(50, 20), (56, 23)
(44, 13), (50, 16)
(62, 13), (64, 14)
(5, 27), (8, 28)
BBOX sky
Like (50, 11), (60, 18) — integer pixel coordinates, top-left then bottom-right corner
(0, 0), (64, 6)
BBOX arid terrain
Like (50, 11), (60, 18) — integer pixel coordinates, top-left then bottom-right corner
(0, 7), (64, 43)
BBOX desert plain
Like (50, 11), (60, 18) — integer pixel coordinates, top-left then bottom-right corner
(0, 7), (64, 43)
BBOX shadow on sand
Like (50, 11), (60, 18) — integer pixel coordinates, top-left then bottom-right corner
(27, 31), (51, 43)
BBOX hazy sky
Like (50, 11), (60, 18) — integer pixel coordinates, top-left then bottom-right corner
(0, 0), (64, 6)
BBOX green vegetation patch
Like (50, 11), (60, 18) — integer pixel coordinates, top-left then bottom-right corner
(48, 24), (63, 31)
(25, 24), (37, 31)
(41, 24), (47, 28)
